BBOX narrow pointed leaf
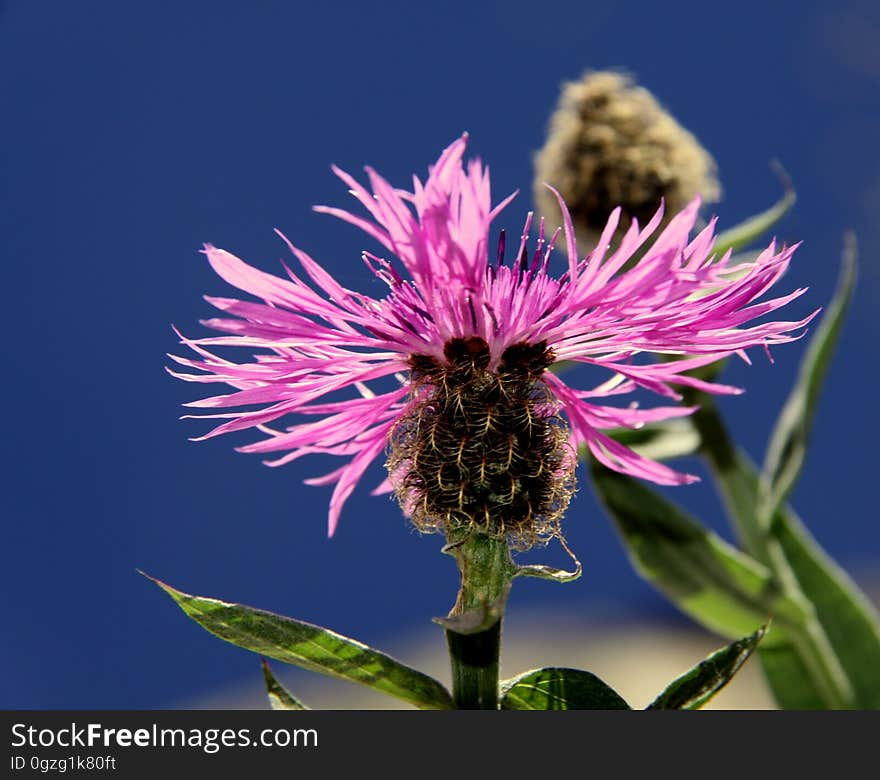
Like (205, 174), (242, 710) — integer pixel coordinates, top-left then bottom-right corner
(710, 443), (876, 708)
(262, 659), (309, 710)
(761, 236), (857, 521)
(589, 463), (802, 642)
(712, 187), (796, 256)
(146, 574), (454, 710)
(647, 626), (766, 710)
(686, 401), (879, 708)
(500, 667), (630, 710)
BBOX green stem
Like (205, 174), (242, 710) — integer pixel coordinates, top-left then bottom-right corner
(445, 622), (502, 710)
(443, 532), (516, 710)
(686, 393), (768, 561)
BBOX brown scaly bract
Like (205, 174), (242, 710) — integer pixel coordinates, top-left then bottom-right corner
(388, 337), (575, 549)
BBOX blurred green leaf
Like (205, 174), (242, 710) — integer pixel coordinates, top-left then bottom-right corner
(637, 235), (871, 709)
(712, 186), (796, 257)
(757, 635), (827, 709)
(647, 626), (765, 710)
(589, 463), (802, 642)
(772, 507), (880, 708)
(761, 236), (857, 522)
(687, 404), (877, 708)
(500, 668), (630, 710)
(597, 418), (701, 462)
(262, 659), (309, 710)
(146, 574), (455, 710)
(687, 251), (763, 300)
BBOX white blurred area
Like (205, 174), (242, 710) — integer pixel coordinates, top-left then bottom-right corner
(180, 611), (779, 710)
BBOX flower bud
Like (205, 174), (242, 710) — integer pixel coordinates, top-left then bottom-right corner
(534, 70), (721, 249)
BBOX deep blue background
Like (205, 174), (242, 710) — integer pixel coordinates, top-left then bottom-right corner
(3, 0), (878, 708)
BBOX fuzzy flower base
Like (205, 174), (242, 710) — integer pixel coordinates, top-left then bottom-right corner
(170, 135), (815, 542)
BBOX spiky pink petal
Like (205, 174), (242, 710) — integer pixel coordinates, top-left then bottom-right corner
(172, 135), (815, 534)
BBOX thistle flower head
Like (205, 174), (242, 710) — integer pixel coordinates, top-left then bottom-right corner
(170, 135), (814, 547)
(534, 70), (721, 249)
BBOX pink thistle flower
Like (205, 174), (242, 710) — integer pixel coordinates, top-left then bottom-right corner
(170, 135), (815, 542)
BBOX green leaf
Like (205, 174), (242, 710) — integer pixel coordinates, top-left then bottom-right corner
(549, 360), (576, 376)
(597, 418), (701, 462)
(772, 507), (880, 708)
(500, 668), (630, 710)
(714, 445), (877, 708)
(588, 463), (802, 642)
(145, 574), (455, 710)
(757, 635), (827, 710)
(686, 404), (879, 708)
(261, 659), (309, 710)
(647, 626), (766, 710)
(685, 401), (770, 559)
(760, 235), (857, 522)
(687, 251), (763, 300)
(712, 185), (796, 257)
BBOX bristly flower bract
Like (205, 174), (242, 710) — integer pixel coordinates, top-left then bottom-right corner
(170, 135), (815, 547)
